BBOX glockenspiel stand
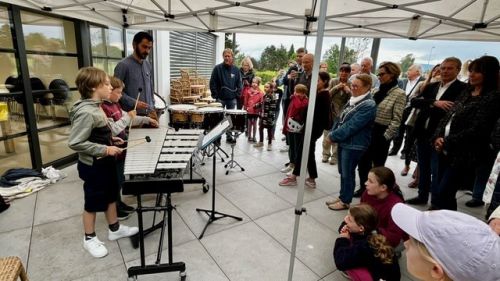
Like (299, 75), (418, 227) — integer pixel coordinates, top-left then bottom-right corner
(224, 131), (245, 175)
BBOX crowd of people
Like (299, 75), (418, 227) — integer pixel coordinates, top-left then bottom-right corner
(67, 31), (500, 281)
(221, 45), (500, 280)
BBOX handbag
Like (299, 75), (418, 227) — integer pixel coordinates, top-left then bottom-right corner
(287, 117), (304, 133)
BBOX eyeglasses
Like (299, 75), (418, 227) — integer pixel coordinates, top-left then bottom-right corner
(377, 72), (387, 77)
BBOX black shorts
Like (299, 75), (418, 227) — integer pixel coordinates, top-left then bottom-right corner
(78, 157), (119, 212)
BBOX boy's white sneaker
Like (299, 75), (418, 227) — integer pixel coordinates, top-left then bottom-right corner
(83, 236), (108, 258)
(280, 164), (294, 173)
(108, 224), (139, 241)
(267, 143), (273, 151)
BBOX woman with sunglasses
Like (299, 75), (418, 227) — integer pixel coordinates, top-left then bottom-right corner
(354, 62), (406, 197)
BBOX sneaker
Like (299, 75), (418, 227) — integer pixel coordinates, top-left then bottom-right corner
(281, 136), (286, 141)
(280, 164), (294, 173)
(117, 210), (132, 221)
(267, 144), (273, 151)
(329, 158), (337, 165)
(108, 224), (139, 241)
(321, 156), (329, 163)
(279, 177), (297, 186)
(279, 146), (289, 152)
(305, 178), (316, 188)
(252, 137), (257, 142)
(118, 201), (135, 213)
(83, 236), (108, 258)
(254, 142), (264, 147)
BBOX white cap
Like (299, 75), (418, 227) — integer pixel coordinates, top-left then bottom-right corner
(391, 203), (500, 281)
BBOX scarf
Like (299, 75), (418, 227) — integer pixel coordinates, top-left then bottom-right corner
(373, 79), (398, 105)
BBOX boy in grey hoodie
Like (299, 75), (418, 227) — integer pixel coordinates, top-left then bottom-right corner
(68, 67), (138, 258)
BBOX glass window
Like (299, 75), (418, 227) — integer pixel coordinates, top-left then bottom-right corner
(107, 28), (123, 58)
(21, 11), (77, 54)
(0, 53), (17, 91)
(27, 55), (78, 87)
(20, 10), (79, 167)
(0, 7), (13, 49)
(108, 59), (122, 75)
(91, 26), (124, 74)
(90, 26), (105, 56)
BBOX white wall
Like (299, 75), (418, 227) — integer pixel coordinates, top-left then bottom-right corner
(153, 30), (171, 104)
(214, 32), (225, 65)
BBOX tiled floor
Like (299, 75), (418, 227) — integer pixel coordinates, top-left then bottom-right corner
(0, 132), (485, 281)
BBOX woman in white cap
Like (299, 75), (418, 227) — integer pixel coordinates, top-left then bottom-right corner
(391, 203), (500, 281)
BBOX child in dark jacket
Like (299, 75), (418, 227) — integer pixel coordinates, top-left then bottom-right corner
(254, 82), (277, 150)
(334, 204), (401, 281)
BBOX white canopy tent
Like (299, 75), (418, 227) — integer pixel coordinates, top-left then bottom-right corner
(7, 0), (499, 280)
(7, 0), (500, 41)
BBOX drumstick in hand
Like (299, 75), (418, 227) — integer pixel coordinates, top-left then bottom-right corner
(128, 88), (143, 131)
(121, 136), (151, 151)
(96, 136), (151, 160)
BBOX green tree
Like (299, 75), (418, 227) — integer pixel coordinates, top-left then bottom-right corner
(399, 53), (415, 77)
(234, 52), (245, 68)
(287, 44), (295, 59)
(259, 44), (288, 71)
(250, 57), (259, 70)
(322, 44), (357, 75)
(224, 33), (239, 56)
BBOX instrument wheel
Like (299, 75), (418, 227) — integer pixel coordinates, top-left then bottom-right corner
(180, 271), (187, 278)
(203, 184), (209, 193)
(127, 276), (137, 281)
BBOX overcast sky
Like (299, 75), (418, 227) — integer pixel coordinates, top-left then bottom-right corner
(235, 33), (500, 68)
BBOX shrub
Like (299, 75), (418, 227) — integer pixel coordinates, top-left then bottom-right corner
(255, 70), (278, 84)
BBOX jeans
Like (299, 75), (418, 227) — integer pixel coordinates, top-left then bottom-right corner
(218, 99), (237, 139)
(338, 147), (365, 204)
(218, 98), (237, 110)
(416, 139), (440, 204)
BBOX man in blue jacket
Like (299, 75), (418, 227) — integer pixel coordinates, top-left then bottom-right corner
(210, 48), (242, 143)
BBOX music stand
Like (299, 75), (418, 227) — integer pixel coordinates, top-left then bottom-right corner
(196, 118), (243, 239)
(224, 130), (245, 175)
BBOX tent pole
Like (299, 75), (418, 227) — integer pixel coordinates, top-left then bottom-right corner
(232, 33), (236, 53)
(287, 0), (328, 279)
(370, 38), (381, 71)
(339, 37), (346, 72)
